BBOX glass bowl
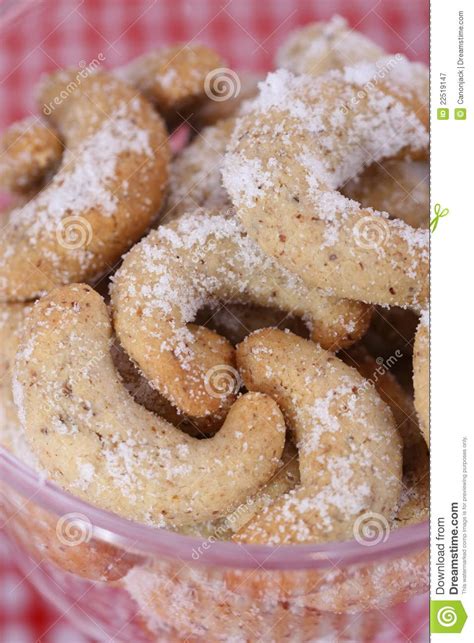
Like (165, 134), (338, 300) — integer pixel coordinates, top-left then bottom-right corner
(0, 1), (429, 640)
(1, 449), (429, 641)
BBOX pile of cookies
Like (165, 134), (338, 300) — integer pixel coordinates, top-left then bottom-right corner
(0, 15), (429, 548)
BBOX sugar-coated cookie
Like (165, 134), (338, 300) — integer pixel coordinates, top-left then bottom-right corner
(223, 63), (429, 309)
(119, 44), (223, 126)
(1, 70), (169, 302)
(234, 329), (402, 544)
(276, 16), (385, 76)
(14, 284), (286, 527)
(112, 210), (371, 421)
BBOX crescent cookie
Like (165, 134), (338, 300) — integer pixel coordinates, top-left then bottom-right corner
(119, 44), (223, 126)
(111, 210), (371, 421)
(234, 329), (402, 544)
(413, 311), (429, 443)
(13, 284), (286, 527)
(179, 440), (300, 539)
(0, 69), (169, 302)
(276, 15), (385, 76)
(222, 62), (429, 309)
(0, 117), (62, 194)
(274, 18), (429, 232)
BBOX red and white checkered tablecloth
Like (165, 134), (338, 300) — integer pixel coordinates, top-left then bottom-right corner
(0, 0), (428, 129)
(0, 0), (429, 640)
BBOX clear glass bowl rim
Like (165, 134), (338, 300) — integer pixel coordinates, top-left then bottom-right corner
(1, 447), (428, 570)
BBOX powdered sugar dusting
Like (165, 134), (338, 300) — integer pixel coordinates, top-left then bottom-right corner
(224, 65), (428, 208)
(236, 333), (401, 544)
(0, 105), (153, 291)
(222, 155), (272, 209)
(18, 109), (152, 235)
(112, 209), (342, 379)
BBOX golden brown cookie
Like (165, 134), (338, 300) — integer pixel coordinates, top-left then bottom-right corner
(276, 15), (385, 76)
(234, 329), (402, 544)
(14, 284), (286, 527)
(112, 210), (371, 422)
(223, 63), (429, 309)
(1, 69), (169, 302)
(119, 44), (224, 127)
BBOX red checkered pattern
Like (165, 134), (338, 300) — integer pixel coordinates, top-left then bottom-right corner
(0, 0), (429, 640)
(0, 537), (91, 642)
(0, 0), (428, 130)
